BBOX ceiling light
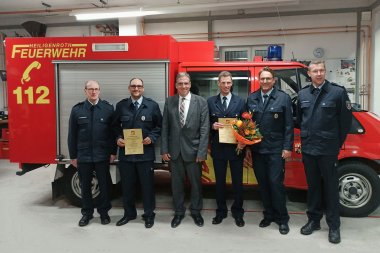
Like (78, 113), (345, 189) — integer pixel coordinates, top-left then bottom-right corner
(70, 0), (299, 21)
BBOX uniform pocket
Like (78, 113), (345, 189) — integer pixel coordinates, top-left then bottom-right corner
(77, 118), (89, 124)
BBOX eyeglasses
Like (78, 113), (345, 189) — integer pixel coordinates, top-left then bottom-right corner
(86, 88), (100, 92)
(130, 85), (144, 89)
(176, 82), (190, 86)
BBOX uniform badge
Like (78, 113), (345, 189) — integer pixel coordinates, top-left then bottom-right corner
(141, 116), (145, 121)
(346, 101), (352, 110)
(274, 113), (278, 119)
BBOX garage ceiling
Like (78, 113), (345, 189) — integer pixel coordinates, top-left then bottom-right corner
(0, 0), (378, 28)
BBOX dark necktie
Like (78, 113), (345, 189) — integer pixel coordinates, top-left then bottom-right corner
(179, 97), (185, 127)
(263, 94), (269, 108)
(312, 87), (320, 96)
(222, 96), (227, 111)
(134, 101), (139, 112)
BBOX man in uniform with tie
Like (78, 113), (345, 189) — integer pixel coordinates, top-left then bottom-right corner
(207, 71), (246, 227)
(112, 77), (162, 228)
(297, 61), (352, 244)
(161, 72), (209, 228)
(246, 67), (293, 234)
(68, 80), (116, 226)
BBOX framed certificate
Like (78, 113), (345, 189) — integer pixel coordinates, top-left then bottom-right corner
(123, 128), (144, 155)
(218, 118), (237, 144)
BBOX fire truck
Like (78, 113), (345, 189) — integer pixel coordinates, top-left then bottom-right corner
(5, 35), (380, 217)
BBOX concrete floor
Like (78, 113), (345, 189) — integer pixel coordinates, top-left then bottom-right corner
(1, 160), (380, 253)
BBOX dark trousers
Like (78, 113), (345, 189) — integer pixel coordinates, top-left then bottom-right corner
(171, 154), (203, 215)
(252, 152), (289, 224)
(119, 161), (156, 218)
(213, 158), (244, 218)
(302, 153), (340, 230)
(77, 161), (111, 216)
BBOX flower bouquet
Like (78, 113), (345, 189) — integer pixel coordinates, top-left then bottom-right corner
(232, 112), (262, 153)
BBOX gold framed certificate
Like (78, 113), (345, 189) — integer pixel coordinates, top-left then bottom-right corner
(218, 118), (237, 144)
(123, 128), (144, 155)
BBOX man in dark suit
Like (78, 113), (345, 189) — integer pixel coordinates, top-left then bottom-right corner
(68, 80), (116, 227)
(297, 61), (352, 244)
(207, 71), (246, 227)
(246, 67), (294, 235)
(112, 78), (162, 228)
(161, 72), (210, 228)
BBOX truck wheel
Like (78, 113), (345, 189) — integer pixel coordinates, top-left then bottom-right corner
(338, 162), (380, 217)
(64, 165), (101, 207)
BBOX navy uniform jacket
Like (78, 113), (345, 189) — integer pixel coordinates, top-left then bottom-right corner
(208, 93), (245, 160)
(246, 87), (294, 154)
(297, 80), (352, 156)
(68, 99), (116, 163)
(112, 96), (162, 162)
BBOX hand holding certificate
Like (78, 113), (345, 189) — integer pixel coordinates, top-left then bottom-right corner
(218, 118), (237, 144)
(123, 128), (144, 155)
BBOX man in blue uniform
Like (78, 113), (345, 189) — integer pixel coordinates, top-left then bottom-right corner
(68, 80), (116, 227)
(297, 61), (352, 244)
(207, 71), (246, 227)
(246, 67), (293, 235)
(112, 78), (162, 228)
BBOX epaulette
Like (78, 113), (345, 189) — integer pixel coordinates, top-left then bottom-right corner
(101, 100), (114, 107)
(73, 101), (84, 107)
(144, 97), (152, 101)
(330, 82), (345, 89)
(301, 84), (311, 90)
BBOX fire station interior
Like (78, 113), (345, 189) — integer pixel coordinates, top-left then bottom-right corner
(1, 0), (380, 252)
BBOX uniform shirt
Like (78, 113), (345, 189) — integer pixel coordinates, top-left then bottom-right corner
(219, 93), (232, 109)
(68, 99), (116, 163)
(297, 80), (352, 156)
(112, 96), (162, 162)
(208, 93), (245, 160)
(247, 87), (294, 154)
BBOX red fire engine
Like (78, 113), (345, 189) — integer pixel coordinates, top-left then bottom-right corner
(5, 35), (380, 217)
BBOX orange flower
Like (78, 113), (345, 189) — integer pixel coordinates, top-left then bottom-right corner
(242, 112), (252, 120)
(231, 111), (262, 149)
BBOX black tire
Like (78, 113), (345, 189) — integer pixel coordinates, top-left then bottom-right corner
(338, 162), (380, 217)
(63, 165), (101, 207)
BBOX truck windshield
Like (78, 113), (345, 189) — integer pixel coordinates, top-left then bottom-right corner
(273, 67), (309, 99)
(188, 71), (250, 99)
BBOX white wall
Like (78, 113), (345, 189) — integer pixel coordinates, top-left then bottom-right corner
(371, 7), (380, 115)
(213, 13), (357, 60)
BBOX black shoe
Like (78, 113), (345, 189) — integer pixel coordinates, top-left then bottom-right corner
(144, 217), (155, 229)
(259, 219), (272, 228)
(171, 215), (184, 228)
(300, 220), (321, 235)
(116, 216), (136, 226)
(78, 215), (93, 227)
(212, 214), (226, 225)
(279, 223), (290, 235)
(329, 229), (341, 244)
(234, 217), (245, 227)
(191, 214), (204, 227)
(100, 214), (111, 225)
